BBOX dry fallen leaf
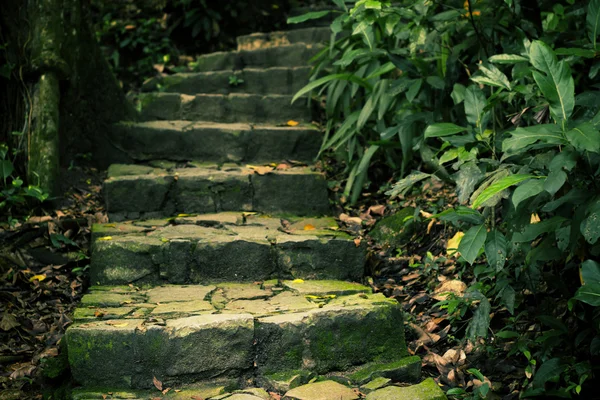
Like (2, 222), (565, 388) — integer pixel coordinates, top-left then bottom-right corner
(0, 313), (20, 331)
(530, 213), (541, 224)
(354, 238), (362, 247)
(153, 376), (163, 391)
(304, 224), (316, 230)
(433, 280), (467, 301)
(287, 120), (300, 126)
(276, 163), (291, 170)
(339, 213), (363, 226)
(247, 165), (274, 175)
(367, 204), (386, 216)
(29, 274), (46, 282)
(446, 231), (464, 257)
(97, 236), (113, 241)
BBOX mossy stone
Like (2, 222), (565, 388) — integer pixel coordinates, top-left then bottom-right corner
(365, 378), (447, 400)
(349, 356), (422, 385)
(369, 207), (417, 248)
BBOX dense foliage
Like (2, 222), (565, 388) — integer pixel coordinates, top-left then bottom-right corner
(295, 0), (600, 397)
(91, 0), (292, 90)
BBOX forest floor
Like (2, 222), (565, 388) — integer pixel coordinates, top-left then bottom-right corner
(0, 162), (524, 400)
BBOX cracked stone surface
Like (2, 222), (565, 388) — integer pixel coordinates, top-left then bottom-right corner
(67, 281), (406, 390)
(90, 213), (365, 285)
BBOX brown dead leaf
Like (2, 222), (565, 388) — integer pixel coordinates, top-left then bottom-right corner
(287, 120), (300, 126)
(0, 313), (20, 331)
(426, 219), (435, 234)
(303, 224), (316, 230)
(354, 238), (362, 247)
(27, 216), (53, 224)
(339, 213), (363, 226)
(367, 204), (386, 216)
(152, 376), (163, 391)
(94, 310), (105, 318)
(433, 280), (467, 301)
(153, 64), (165, 73)
(125, 24), (136, 30)
(247, 165), (274, 175)
(276, 163), (290, 170)
(269, 392), (282, 400)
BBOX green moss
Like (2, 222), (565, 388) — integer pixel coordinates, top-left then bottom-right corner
(369, 207), (418, 248)
(349, 356), (421, 384)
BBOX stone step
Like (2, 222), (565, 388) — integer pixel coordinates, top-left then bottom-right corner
(142, 67), (311, 95)
(109, 121), (322, 164)
(66, 281), (409, 391)
(191, 43), (323, 73)
(103, 164), (330, 219)
(139, 93), (312, 124)
(90, 213), (364, 285)
(236, 27), (331, 51)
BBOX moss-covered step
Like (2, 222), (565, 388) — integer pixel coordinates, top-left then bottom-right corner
(236, 27), (331, 51)
(66, 281), (406, 390)
(365, 378), (447, 400)
(108, 121), (321, 164)
(191, 43), (323, 73)
(90, 213), (365, 285)
(103, 164), (330, 219)
(142, 67), (311, 95)
(138, 92), (311, 123)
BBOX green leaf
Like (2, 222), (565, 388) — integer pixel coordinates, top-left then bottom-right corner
(287, 10), (331, 24)
(485, 230), (508, 272)
(489, 54), (528, 64)
(455, 162), (484, 205)
(555, 48), (596, 58)
(350, 145), (380, 205)
(581, 209), (600, 244)
(530, 41), (575, 122)
(292, 74), (370, 103)
(532, 358), (564, 389)
(543, 170), (567, 195)
(513, 216), (567, 242)
(434, 206), (485, 225)
(406, 79), (422, 102)
(565, 122), (600, 153)
(473, 64), (511, 90)
(472, 174), (536, 208)
(451, 83), (466, 105)
(439, 148), (459, 164)
(581, 260), (600, 285)
(459, 224), (488, 265)
(512, 179), (544, 209)
(385, 171), (431, 198)
(501, 285), (516, 314)
(466, 296), (491, 339)
(502, 124), (566, 154)
(464, 85), (489, 133)
(424, 123), (468, 138)
(353, 21), (375, 50)
(588, 0), (600, 48)
(574, 283), (600, 306)
(0, 160), (14, 179)
(430, 10), (462, 21)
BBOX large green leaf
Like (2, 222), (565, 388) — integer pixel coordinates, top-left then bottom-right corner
(530, 41), (575, 122)
(489, 54), (528, 64)
(581, 260), (600, 285)
(472, 64), (511, 91)
(350, 145), (380, 204)
(485, 230), (508, 272)
(472, 174), (536, 208)
(454, 162), (484, 205)
(581, 209), (600, 244)
(424, 123), (468, 138)
(543, 170), (567, 195)
(512, 179), (544, 209)
(434, 206), (485, 226)
(532, 358), (564, 389)
(574, 283), (600, 306)
(292, 74), (370, 103)
(385, 171), (431, 198)
(565, 122), (600, 153)
(464, 85), (489, 133)
(513, 216), (567, 242)
(0, 160), (14, 180)
(466, 295), (491, 339)
(588, 0), (600, 48)
(459, 224), (488, 265)
(502, 124), (565, 154)
(287, 10), (331, 24)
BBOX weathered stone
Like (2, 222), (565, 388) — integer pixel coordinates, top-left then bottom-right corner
(139, 93), (311, 124)
(349, 356), (422, 385)
(368, 207), (417, 248)
(365, 378), (447, 400)
(80, 292), (141, 308)
(237, 27), (331, 51)
(219, 283), (272, 300)
(261, 370), (313, 393)
(282, 280), (371, 296)
(151, 300), (214, 316)
(143, 67), (310, 96)
(90, 236), (163, 285)
(255, 302), (407, 375)
(73, 307), (136, 321)
(70, 380), (232, 399)
(360, 377), (391, 393)
(146, 285), (215, 303)
(283, 380), (359, 400)
(104, 173), (174, 214)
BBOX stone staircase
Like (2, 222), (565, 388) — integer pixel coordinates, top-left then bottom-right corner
(65, 13), (446, 400)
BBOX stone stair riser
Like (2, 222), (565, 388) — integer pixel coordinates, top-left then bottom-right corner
(192, 43), (323, 73)
(236, 27), (331, 51)
(139, 93), (312, 124)
(104, 171), (330, 218)
(66, 302), (403, 390)
(109, 122), (321, 164)
(91, 236), (365, 285)
(143, 67), (311, 96)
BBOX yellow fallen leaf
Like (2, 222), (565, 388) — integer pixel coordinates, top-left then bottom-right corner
(326, 294), (336, 299)
(98, 236), (113, 241)
(305, 295), (320, 299)
(287, 120), (300, 126)
(530, 213), (541, 224)
(104, 224), (116, 228)
(292, 279), (304, 284)
(447, 231), (465, 257)
(106, 322), (128, 328)
(29, 274), (46, 282)
(304, 224), (316, 230)
(246, 165), (274, 175)
(177, 214), (194, 217)
(161, 238), (170, 243)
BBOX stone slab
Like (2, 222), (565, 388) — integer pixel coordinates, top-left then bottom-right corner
(109, 121), (322, 164)
(138, 93), (312, 124)
(103, 164), (330, 218)
(90, 214), (364, 285)
(143, 67), (311, 95)
(283, 380), (358, 400)
(191, 43), (323, 72)
(365, 378), (447, 400)
(237, 27), (331, 51)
